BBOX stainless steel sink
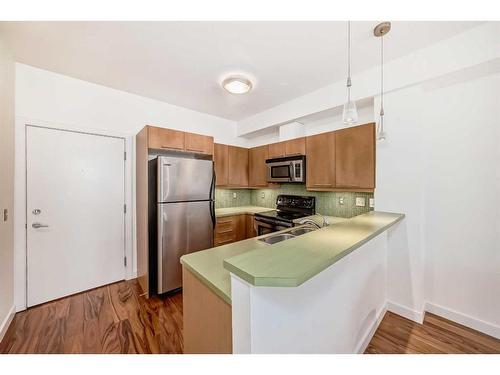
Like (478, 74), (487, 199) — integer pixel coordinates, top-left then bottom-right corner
(261, 233), (295, 245)
(289, 227), (316, 236)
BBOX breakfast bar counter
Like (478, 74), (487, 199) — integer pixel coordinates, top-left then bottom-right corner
(180, 210), (405, 354)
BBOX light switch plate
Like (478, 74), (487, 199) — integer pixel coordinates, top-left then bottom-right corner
(232, 192), (237, 199)
(369, 198), (375, 208)
(355, 197), (366, 207)
(260, 192), (265, 199)
(338, 197), (345, 205)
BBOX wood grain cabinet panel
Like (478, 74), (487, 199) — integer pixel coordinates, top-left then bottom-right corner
(335, 123), (375, 190)
(147, 126), (185, 151)
(285, 137), (306, 156)
(246, 215), (256, 238)
(268, 141), (286, 158)
(214, 143), (228, 187)
(305, 131), (336, 190)
(227, 146), (249, 188)
(249, 145), (270, 188)
(214, 215), (247, 246)
(183, 267), (232, 354)
(185, 132), (214, 155)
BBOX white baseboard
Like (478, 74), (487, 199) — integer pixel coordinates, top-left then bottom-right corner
(387, 301), (424, 324)
(425, 302), (500, 340)
(355, 306), (387, 354)
(0, 305), (15, 342)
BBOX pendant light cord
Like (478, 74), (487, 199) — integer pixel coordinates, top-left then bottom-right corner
(380, 34), (384, 115)
(347, 21), (352, 101)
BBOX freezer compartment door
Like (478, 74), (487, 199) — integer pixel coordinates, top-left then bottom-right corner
(158, 156), (214, 202)
(158, 200), (215, 293)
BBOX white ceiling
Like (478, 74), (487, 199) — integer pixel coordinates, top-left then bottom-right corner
(0, 21), (482, 120)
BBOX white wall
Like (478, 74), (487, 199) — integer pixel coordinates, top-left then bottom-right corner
(422, 73), (500, 335)
(245, 101), (374, 148)
(0, 34), (15, 339)
(13, 63), (242, 311)
(376, 72), (500, 337)
(375, 85), (426, 321)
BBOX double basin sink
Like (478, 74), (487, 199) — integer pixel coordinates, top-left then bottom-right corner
(259, 226), (317, 245)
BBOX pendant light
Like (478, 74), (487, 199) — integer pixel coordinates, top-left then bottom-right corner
(342, 21), (358, 125)
(374, 22), (391, 141)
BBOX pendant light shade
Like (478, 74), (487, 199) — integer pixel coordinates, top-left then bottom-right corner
(342, 21), (358, 125)
(343, 97), (358, 125)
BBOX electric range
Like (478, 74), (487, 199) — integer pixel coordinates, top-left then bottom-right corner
(254, 195), (315, 236)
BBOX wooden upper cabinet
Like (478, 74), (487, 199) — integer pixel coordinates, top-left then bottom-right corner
(227, 146), (249, 187)
(148, 126), (185, 151)
(185, 132), (214, 155)
(306, 131), (336, 190)
(335, 123), (375, 189)
(285, 137), (306, 156)
(249, 145), (269, 188)
(214, 143), (228, 187)
(268, 141), (286, 158)
(268, 138), (306, 158)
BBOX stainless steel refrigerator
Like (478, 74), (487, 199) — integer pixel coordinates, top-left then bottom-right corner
(149, 155), (215, 294)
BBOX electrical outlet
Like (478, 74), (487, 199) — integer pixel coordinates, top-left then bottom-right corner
(369, 198), (375, 208)
(338, 197), (345, 205)
(355, 197), (366, 207)
(232, 192), (237, 199)
(260, 192), (265, 199)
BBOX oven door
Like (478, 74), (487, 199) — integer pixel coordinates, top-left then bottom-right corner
(267, 161), (293, 183)
(254, 217), (292, 236)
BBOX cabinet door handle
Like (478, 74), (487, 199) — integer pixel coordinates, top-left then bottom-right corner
(161, 145), (183, 150)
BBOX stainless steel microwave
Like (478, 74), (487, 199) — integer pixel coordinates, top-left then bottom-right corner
(266, 155), (306, 183)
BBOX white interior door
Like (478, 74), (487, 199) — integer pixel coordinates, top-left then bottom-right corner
(26, 126), (125, 307)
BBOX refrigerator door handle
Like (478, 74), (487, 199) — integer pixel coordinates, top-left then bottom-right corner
(209, 167), (216, 229)
(210, 200), (216, 229)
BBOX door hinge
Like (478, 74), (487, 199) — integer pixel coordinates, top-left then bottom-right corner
(124, 257), (127, 267)
(124, 204), (127, 214)
(124, 151), (127, 161)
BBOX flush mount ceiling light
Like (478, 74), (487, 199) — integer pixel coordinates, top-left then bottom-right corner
(221, 76), (253, 94)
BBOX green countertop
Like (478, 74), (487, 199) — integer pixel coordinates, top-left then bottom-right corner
(180, 211), (404, 304)
(215, 206), (271, 217)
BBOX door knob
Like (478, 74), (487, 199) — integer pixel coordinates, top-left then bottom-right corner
(32, 223), (49, 229)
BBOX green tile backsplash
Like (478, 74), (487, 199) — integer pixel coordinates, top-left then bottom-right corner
(215, 188), (251, 208)
(216, 186), (374, 218)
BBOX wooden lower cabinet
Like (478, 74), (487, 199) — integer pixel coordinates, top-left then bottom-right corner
(214, 214), (256, 246)
(183, 267), (232, 354)
(246, 214), (256, 238)
(214, 215), (246, 246)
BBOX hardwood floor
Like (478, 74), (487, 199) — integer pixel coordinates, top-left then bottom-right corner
(2, 279), (499, 354)
(0, 279), (183, 354)
(365, 311), (500, 354)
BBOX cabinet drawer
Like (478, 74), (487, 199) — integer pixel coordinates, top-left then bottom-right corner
(214, 231), (236, 246)
(215, 219), (235, 234)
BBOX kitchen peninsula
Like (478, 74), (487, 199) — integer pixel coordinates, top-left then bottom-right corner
(181, 210), (404, 354)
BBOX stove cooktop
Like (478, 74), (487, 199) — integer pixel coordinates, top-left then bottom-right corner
(255, 210), (309, 222)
